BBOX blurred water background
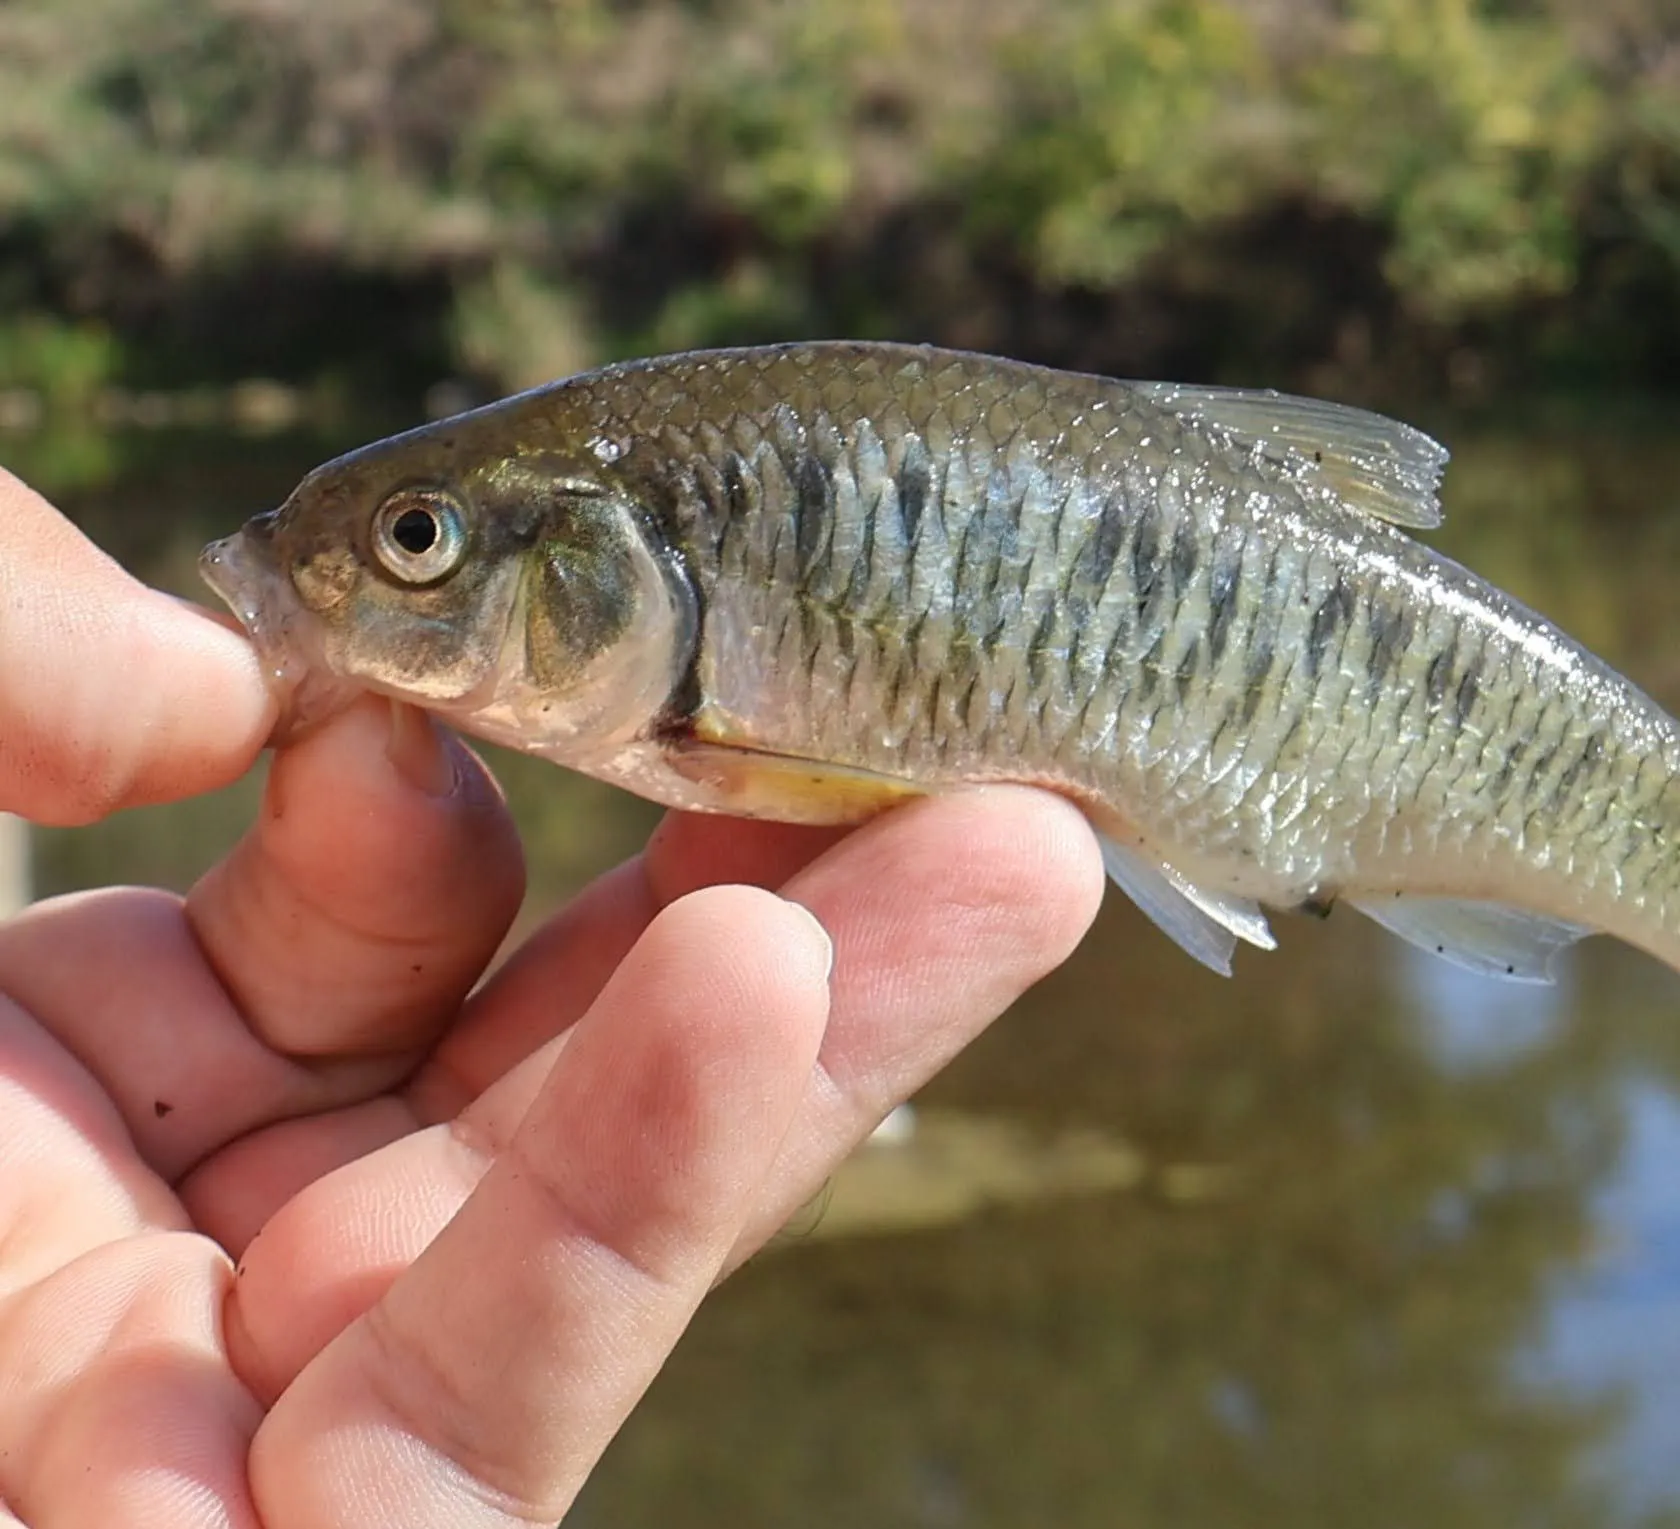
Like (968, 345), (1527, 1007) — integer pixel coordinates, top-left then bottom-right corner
(4, 1), (1680, 1523)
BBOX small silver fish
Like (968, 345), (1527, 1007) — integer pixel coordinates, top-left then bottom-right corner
(201, 342), (1680, 981)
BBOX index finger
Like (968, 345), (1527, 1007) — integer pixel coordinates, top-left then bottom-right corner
(0, 468), (275, 825)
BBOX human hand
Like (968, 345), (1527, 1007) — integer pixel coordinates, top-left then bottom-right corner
(0, 466), (1103, 1527)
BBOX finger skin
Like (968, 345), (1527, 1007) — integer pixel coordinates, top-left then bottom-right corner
(186, 698), (526, 1059)
(215, 789), (1099, 1406)
(0, 700), (526, 1183)
(181, 1097), (425, 1262)
(413, 859), (657, 1123)
(0, 889), (385, 1187)
(0, 1233), (263, 1529)
(643, 812), (849, 901)
(246, 887), (831, 1528)
(0, 995), (186, 1305)
(440, 788), (1100, 1131)
(181, 813), (856, 1257)
(726, 787), (1103, 1263)
(0, 468), (274, 824)
(412, 817), (853, 1116)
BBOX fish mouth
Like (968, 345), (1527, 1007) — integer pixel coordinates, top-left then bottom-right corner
(199, 514), (360, 743)
(199, 511), (281, 641)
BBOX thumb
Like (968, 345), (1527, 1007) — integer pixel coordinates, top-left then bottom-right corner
(0, 468), (277, 825)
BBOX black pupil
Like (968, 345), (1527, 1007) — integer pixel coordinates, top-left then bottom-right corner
(391, 506), (440, 555)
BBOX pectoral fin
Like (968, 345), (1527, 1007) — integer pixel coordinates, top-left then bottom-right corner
(1096, 834), (1276, 977)
(1346, 893), (1591, 983)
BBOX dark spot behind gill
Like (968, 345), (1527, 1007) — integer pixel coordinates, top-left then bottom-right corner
(1554, 730), (1606, 803)
(1174, 636), (1202, 705)
(650, 532), (709, 743)
(1137, 630), (1167, 705)
(1170, 517), (1200, 590)
(1453, 666), (1481, 727)
(722, 450), (754, 523)
(1489, 732), (1530, 799)
(1026, 604), (1059, 692)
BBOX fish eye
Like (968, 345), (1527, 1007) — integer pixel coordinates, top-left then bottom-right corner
(371, 488), (468, 585)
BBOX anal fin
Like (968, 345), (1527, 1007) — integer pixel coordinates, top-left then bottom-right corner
(1346, 893), (1591, 984)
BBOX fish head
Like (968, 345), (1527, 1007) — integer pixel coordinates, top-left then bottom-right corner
(200, 407), (698, 756)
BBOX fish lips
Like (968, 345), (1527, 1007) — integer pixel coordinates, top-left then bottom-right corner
(199, 511), (280, 641)
(200, 514), (362, 745)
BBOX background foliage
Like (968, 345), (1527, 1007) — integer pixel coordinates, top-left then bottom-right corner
(1, 0), (1676, 414)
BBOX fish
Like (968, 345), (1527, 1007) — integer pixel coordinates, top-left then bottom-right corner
(200, 340), (1680, 982)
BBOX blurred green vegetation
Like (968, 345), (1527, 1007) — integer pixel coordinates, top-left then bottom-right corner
(0, 0), (1676, 418)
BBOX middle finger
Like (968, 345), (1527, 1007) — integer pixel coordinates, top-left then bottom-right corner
(213, 790), (1100, 1398)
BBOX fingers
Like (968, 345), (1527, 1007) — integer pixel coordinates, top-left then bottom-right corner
(187, 698), (526, 1058)
(0, 1232), (261, 1528)
(0, 468), (274, 825)
(0, 996), (186, 1304)
(0, 1006), (256, 1525)
(438, 788), (1099, 1149)
(214, 789), (1098, 1405)
(0, 698), (526, 1186)
(722, 786), (1103, 1263)
(244, 886), (830, 1528)
(411, 815), (849, 1122)
(183, 812), (843, 1252)
(643, 812), (850, 902)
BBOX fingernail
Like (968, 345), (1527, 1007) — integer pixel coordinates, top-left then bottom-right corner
(787, 899), (834, 982)
(387, 702), (458, 798)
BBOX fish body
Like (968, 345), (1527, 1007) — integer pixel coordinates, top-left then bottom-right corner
(201, 342), (1680, 980)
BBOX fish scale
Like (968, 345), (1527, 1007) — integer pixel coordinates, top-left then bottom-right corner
(200, 340), (1680, 982)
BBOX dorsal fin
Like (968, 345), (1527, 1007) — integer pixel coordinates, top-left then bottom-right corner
(1136, 382), (1450, 531)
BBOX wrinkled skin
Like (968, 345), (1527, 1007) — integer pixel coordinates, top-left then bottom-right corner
(0, 466), (1102, 1527)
